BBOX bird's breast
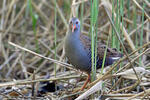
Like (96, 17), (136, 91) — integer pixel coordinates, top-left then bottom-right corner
(65, 35), (91, 72)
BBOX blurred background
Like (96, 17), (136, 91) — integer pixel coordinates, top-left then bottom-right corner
(0, 0), (150, 99)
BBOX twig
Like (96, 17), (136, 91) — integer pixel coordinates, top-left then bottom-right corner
(8, 41), (74, 70)
(6, 53), (21, 77)
(102, 0), (140, 82)
(3, 2), (26, 39)
(51, 0), (68, 29)
(0, 75), (84, 87)
(133, 0), (150, 21)
(0, 52), (18, 70)
(127, 88), (150, 100)
(116, 48), (150, 73)
(72, 0), (88, 6)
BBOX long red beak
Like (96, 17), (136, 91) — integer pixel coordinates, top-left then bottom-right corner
(72, 24), (76, 32)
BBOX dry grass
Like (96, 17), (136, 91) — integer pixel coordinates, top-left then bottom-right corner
(0, 0), (150, 99)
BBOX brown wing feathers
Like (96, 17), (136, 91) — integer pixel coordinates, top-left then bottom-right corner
(80, 34), (122, 60)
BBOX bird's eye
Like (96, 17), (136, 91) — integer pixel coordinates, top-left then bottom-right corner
(76, 21), (78, 24)
(70, 21), (72, 24)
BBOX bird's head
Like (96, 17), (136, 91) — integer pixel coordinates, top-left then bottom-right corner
(69, 17), (80, 33)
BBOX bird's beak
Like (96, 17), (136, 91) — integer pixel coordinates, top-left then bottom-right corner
(72, 24), (76, 32)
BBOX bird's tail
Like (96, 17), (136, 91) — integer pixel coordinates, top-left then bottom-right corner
(105, 52), (123, 66)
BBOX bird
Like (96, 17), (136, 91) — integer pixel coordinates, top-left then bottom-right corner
(65, 17), (123, 91)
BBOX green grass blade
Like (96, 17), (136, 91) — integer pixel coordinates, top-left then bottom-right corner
(80, 0), (84, 31)
(54, 0), (57, 77)
(101, 35), (110, 73)
(90, 0), (98, 81)
(139, 3), (145, 65)
(111, 0), (115, 48)
(28, 0), (39, 53)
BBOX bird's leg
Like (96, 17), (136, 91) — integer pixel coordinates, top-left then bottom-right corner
(80, 74), (90, 91)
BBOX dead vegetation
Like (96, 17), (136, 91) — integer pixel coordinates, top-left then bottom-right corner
(0, 0), (150, 100)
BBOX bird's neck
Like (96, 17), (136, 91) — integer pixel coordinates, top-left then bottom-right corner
(70, 28), (81, 38)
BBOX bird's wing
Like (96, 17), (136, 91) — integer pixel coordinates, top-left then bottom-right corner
(80, 34), (92, 58)
(97, 42), (123, 59)
(80, 34), (122, 59)
(80, 35), (123, 59)
(80, 34), (91, 51)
